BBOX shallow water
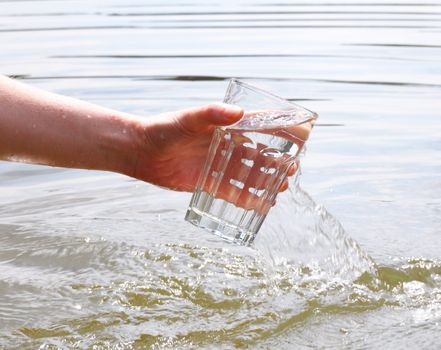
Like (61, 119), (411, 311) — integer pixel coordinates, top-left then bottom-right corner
(1, 0), (441, 348)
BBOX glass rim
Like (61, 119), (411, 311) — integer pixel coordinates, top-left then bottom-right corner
(225, 78), (319, 122)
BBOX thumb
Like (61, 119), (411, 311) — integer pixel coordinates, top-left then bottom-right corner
(176, 103), (243, 134)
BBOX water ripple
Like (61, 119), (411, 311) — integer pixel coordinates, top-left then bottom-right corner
(11, 74), (441, 89)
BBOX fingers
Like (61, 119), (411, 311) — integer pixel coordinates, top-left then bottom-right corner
(200, 138), (296, 214)
(287, 159), (299, 176)
(176, 103), (244, 134)
(279, 180), (289, 192)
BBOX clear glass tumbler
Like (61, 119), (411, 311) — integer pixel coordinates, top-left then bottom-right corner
(185, 79), (318, 245)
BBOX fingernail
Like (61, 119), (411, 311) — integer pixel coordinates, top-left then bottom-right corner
(216, 103), (243, 114)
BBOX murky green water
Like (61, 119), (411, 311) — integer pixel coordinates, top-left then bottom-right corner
(1, 0), (441, 348)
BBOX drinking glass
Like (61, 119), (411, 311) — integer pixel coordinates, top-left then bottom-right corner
(185, 79), (318, 245)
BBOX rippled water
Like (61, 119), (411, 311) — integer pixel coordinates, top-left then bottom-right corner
(1, 0), (441, 348)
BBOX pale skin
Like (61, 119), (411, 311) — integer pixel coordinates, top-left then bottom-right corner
(0, 76), (295, 196)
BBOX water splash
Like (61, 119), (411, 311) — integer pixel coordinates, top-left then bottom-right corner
(254, 172), (376, 282)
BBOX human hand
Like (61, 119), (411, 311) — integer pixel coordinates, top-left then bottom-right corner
(131, 104), (297, 194)
(0, 76), (301, 199)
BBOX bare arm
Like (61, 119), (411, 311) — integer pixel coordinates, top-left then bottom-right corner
(0, 75), (141, 176)
(0, 76), (246, 191)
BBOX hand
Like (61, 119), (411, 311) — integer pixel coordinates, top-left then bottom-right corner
(132, 103), (297, 195)
(0, 76), (300, 199)
(132, 103), (243, 191)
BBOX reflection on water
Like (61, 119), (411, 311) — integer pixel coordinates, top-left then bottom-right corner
(1, 0), (440, 348)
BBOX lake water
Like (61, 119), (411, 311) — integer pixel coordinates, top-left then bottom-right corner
(1, 0), (441, 348)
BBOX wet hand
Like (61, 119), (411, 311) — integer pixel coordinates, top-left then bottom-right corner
(132, 103), (243, 191)
(132, 103), (298, 201)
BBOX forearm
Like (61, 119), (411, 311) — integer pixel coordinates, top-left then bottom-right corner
(0, 76), (142, 176)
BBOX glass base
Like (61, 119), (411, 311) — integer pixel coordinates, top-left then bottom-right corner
(185, 207), (257, 246)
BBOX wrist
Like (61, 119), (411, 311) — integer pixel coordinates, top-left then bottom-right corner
(103, 113), (146, 179)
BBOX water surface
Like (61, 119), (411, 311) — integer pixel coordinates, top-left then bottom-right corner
(1, 0), (441, 348)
